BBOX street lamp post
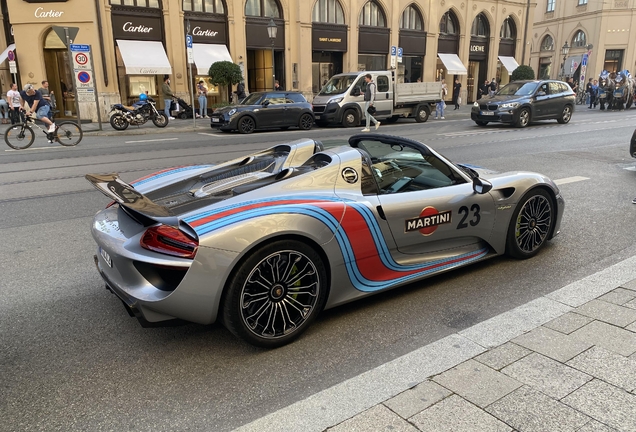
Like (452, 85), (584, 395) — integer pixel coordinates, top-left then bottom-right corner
(560, 41), (570, 80)
(267, 18), (278, 90)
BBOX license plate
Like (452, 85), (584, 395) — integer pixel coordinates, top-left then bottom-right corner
(100, 248), (112, 268)
(481, 111), (495, 116)
(212, 118), (220, 123)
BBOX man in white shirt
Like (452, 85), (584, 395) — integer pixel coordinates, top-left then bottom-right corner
(6, 83), (23, 124)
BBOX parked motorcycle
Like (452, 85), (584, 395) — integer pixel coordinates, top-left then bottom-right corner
(108, 96), (168, 131)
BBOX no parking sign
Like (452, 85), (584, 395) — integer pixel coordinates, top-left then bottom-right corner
(76, 70), (93, 87)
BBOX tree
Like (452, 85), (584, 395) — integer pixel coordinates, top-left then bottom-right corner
(208, 61), (243, 102)
(511, 65), (535, 81)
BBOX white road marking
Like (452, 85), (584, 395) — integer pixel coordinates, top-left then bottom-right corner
(124, 137), (179, 144)
(198, 132), (222, 137)
(554, 176), (590, 185)
(4, 145), (62, 152)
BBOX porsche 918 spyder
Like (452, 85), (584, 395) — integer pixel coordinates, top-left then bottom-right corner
(87, 133), (564, 348)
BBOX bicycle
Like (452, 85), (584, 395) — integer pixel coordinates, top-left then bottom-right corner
(4, 114), (83, 150)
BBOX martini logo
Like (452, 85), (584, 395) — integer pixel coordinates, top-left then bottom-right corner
(405, 207), (452, 235)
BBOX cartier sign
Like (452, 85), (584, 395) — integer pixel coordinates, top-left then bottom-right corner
(112, 14), (162, 41)
(34, 7), (64, 18)
(188, 20), (227, 44)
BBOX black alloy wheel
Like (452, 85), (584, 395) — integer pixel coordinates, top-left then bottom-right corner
(299, 113), (314, 130)
(238, 116), (256, 134)
(223, 240), (328, 348)
(506, 189), (554, 259)
(109, 114), (129, 131)
(152, 113), (168, 128)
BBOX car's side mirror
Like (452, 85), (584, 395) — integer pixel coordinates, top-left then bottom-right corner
(472, 177), (493, 194)
(262, 100), (270, 107)
(351, 87), (361, 97)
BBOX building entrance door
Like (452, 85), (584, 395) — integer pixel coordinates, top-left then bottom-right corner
(43, 29), (76, 118)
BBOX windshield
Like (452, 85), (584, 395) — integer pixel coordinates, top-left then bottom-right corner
(497, 82), (539, 96)
(241, 93), (263, 105)
(317, 75), (357, 96)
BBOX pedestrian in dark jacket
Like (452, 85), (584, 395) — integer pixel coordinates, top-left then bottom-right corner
(452, 78), (461, 110)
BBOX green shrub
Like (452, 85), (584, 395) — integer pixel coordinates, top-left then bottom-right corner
(208, 61), (243, 102)
(511, 65), (535, 81)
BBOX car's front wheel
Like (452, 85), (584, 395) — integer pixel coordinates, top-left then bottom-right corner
(238, 116), (255, 134)
(557, 105), (573, 124)
(299, 113), (314, 130)
(342, 109), (359, 127)
(222, 240), (328, 348)
(505, 188), (555, 259)
(515, 108), (530, 128)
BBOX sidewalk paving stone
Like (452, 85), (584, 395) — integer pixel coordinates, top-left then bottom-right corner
(474, 342), (532, 370)
(432, 359), (521, 408)
(574, 300), (636, 327)
(382, 380), (452, 419)
(326, 405), (419, 432)
(577, 421), (619, 432)
(409, 395), (512, 432)
(562, 379), (636, 431)
(571, 320), (636, 357)
(543, 312), (594, 335)
(500, 352), (592, 399)
(486, 386), (591, 432)
(511, 326), (593, 362)
(599, 288), (636, 306)
(620, 279), (636, 293)
(566, 346), (636, 392)
(624, 297), (636, 310)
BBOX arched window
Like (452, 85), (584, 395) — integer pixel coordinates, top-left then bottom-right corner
(540, 34), (554, 51)
(470, 13), (489, 37)
(500, 16), (516, 39)
(110, 0), (160, 6)
(183, 0), (225, 13)
(400, 4), (423, 30)
(312, 0), (344, 24)
(245, 0), (281, 18)
(439, 11), (458, 35)
(359, 1), (385, 27)
(572, 30), (586, 48)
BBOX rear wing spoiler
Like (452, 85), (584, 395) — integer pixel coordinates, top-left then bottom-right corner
(85, 173), (180, 227)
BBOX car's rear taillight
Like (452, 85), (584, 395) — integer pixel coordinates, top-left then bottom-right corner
(140, 225), (198, 259)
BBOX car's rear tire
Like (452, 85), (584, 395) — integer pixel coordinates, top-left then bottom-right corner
(414, 105), (429, 123)
(505, 188), (555, 259)
(475, 121), (488, 127)
(557, 105), (573, 124)
(238, 116), (256, 134)
(342, 109), (359, 127)
(515, 107), (530, 128)
(222, 240), (328, 348)
(299, 113), (314, 130)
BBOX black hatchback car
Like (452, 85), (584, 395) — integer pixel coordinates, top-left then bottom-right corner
(210, 91), (315, 134)
(471, 80), (575, 128)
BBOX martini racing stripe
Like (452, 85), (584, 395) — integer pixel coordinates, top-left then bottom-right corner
(131, 165), (212, 186)
(185, 198), (490, 292)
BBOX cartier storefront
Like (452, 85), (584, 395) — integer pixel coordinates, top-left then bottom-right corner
(111, 5), (172, 105)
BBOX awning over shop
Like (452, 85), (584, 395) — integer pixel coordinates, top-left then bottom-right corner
(0, 44), (16, 64)
(193, 43), (232, 76)
(498, 56), (519, 74)
(438, 53), (468, 75)
(563, 55), (583, 76)
(116, 39), (172, 75)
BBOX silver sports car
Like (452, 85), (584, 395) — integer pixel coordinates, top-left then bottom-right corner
(87, 133), (564, 347)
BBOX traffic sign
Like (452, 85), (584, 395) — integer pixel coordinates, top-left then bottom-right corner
(7, 50), (14, 61)
(390, 45), (397, 68)
(397, 47), (403, 63)
(71, 45), (92, 70)
(76, 88), (96, 102)
(187, 47), (194, 64)
(186, 34), (193, 49)
(75, 70), (93, 87)
(9, 60), (16, 74)
(391, 46), (397, 56)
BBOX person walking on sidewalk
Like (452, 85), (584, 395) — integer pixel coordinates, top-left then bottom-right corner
(362, 73), (380, 132)
(452, 78), (461, 110)
(7, 83), (22, 125)
(161, 76), (175, 120)
(435, 79), (447, 119)
(20, 84), (55, 132)
(0, 93), (8, 124)
(197, 80), (209, 118)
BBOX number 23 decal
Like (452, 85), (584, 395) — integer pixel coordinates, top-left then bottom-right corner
(457, 204), (480, 229)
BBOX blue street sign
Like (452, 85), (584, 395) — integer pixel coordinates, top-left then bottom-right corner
(397, 47), (403, 57)
(70, 44), (90, 52)
(391, 46), (397, 56)
(186, 35), (193, 49)
(581, 53), (588, 67)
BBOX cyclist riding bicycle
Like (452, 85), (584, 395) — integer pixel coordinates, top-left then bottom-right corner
(20, 83), (55, 133)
